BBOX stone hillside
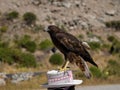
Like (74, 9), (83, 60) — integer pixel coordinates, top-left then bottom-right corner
(0, 0), (120, 30)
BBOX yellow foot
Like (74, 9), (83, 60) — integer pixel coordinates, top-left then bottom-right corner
(58, 60), (70, 72)
(58, 67), (70, 72)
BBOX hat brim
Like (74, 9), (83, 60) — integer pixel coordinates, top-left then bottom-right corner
(42, 80), (83, 88)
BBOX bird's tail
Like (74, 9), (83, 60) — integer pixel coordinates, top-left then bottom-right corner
(76, 58), (91, 79)
(67, 52), (91, 78)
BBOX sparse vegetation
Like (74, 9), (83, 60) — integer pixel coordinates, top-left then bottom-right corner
(78, 34), (84, 39)
(49, 53), (64, 65)
(0, 46), (37, 67)
(23, 41), (37, 52)
(88, 42), (101, 50)
(90, 66), (102, 78)
(20, 53), (37, 67)
(0, 47), (14, 64)
(0, 26), (8, 32)
(23, 12), (37, 25)
(6, 11), (19, 20)
(108, 36), (120, 54)
(33, 24), (44, 32)
(39, 39), (53, 50)
(110, 41), (120, 54)
(104, 59), (120, 76)
(107, 35), (116, 42)
(86, 31), (95, 38)
(101, 43), (110, 50)
(105, 20), (120, 30)
(17, 35), (36, 52)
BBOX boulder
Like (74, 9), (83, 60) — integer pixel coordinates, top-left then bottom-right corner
(62, 2), (72, 8)
(105, 10), (116, 16)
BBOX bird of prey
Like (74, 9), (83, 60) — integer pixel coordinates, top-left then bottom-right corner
(44, 25), (98, 78)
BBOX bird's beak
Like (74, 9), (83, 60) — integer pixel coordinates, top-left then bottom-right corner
(44, 26), (49, 32)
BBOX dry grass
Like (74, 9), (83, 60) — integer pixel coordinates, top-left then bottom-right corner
(79, 76), (120, 86)
(0, 74), (47, 90)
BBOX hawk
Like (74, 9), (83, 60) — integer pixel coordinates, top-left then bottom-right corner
(44, 25), (98, 78)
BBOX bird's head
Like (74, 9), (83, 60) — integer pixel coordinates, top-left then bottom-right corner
(44, 25), (63, 33)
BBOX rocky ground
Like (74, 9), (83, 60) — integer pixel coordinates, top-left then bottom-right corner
(0, 71), (45, 85)
(0, 0), (120, 30)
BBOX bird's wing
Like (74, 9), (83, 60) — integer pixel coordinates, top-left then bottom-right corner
(56, 32), (84, 53)
(56, 32), (98, 67)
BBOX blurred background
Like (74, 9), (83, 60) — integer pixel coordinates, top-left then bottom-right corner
(0, 0), (120, 90)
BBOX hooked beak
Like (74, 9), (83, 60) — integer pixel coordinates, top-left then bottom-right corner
(44, 26), (49, 32)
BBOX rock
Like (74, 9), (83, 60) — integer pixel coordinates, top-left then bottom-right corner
(0, 78), (6, 86)
(52, 1), (62, 7)
(0, 72), (7, 79)
(105, 10), (116, 16)
(68, 20), (75, 27)
(75, 1), (80, 7)
(62, 2), (72, 8)
(83, 14), (105, 29)
(81, 2), (86, 6)
(89, 37), (100, 42)
(11, 72), (34, 83)
(32, 0), (41, 6)
(79, 21), (89, 30)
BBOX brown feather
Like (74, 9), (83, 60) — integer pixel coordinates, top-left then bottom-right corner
(67, 52), (91, 78)
(46, 25), (98, 78)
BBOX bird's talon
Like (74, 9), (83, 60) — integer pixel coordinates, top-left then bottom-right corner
(58, 67), (70, 72)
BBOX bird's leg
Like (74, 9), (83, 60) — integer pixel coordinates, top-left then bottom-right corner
(51, 47), (57, 53)
(59, 60), (69, 72)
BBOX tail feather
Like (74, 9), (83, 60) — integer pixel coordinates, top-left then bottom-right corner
(80, 47), (98, 67)
(76, 58), (91, 79)
(67, 52), (91, 78)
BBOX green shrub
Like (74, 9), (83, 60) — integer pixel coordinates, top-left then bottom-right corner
(39, 39), (53, 50)
(88, 42), (101, 50)
(49, 53), (64, 65)
(23, 41), (36, 52)
(105, 20), (120, 30)
(74, 71), (84, 79)
(101, 44), (110, 49)
(0, 46), (37, 67)
(12, 49), (37, 67)
(23, 12), (37, 25)
(86, 31), (95, 38)
(0, 26), (8, 32)
(78, 34), (84, 39)
(20, 53), (37, 67)
(17, 35), (36, 52)
(33, 25), (44, 32)
(0, 42), (9, 48)
(6, 11), (19, 20)
(107, 35), (116, 42)
(11, 49), (22, 60)
(0, 47), (14, 64)
(18, 35), (31, 45)
(104, 59), (120, 76)
(90, 66), (102, 78)
(110, 41), (120, 54)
